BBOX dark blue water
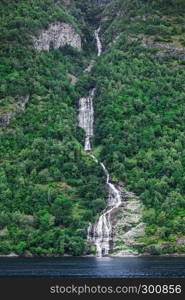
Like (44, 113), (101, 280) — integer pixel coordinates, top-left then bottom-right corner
(0, 257), (185, 277)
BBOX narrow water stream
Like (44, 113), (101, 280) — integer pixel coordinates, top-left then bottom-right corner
(78, 28), (123, 257)
(78, 88), (95, 151)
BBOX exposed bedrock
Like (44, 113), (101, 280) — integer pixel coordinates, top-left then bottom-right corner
(33, 22), (81, 51)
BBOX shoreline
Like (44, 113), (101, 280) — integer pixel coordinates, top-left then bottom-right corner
(0, 253), (185, 258)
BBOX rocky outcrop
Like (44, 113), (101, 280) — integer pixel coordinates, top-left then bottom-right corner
(143, 41), (185, 60)
(84, 59), (96, 73)
(68, 73), (77, 85)
(0, 95), (29, 128)
(176, 237), (185, 246)
(0, 252), (18, 257)
(127, 34), (185, 60)
(107, 33), (121, 48)
(0, 228), (8, 236)
(33, 22), (81, 51)
(110, 189), (145, 256)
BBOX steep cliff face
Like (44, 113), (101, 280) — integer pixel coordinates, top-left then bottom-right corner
(0, 95), (29, 128)
(33, 22), (81, 51)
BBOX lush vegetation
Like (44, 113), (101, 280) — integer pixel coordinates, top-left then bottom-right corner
(0, 0), (106, 256)
(0, 0), (185, 255)
(89, 0), (185, 253)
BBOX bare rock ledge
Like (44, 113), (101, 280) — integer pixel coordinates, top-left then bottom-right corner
(33, 22), (81, 51)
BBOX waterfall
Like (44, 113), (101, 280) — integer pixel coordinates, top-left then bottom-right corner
(78, 88), (95, 151)
(78, 28), (102, 151)
(95, 27), (102, 56)
(88, 160), (122, 257)
(78, 27), (123, 257)
(84, 28), (102, 73)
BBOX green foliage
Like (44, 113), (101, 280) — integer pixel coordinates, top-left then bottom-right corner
(0, 0), (185, 256)
(85, 0), (185, 253)
(0, 0), (107, 256)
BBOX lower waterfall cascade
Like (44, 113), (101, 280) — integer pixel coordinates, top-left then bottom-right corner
(87, 159), (123, 257)
(78, 28), (125, 257)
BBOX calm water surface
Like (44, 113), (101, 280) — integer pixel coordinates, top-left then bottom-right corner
(0, 257), (185, 277)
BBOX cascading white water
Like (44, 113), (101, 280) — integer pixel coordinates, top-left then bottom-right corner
(78, 27), (123, 257)
(88, 160), (122, 257)
(78, 88), (95, 151)
(78, 28), (102, 151)
(95, 27), (102, 56)
(84, 27), (102, 73)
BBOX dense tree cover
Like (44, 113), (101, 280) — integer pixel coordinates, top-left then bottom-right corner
(0, 0), (185, 255)
(0, 0), (89, 108)
(102, 0), (185, 48)
(89, 1), (185, 253)
(0, 0), (106, 255)
(0, 52), (107, 255)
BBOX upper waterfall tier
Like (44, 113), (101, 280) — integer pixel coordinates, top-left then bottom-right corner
(95, 27), (102, 57)
(78, 28), (102, 151)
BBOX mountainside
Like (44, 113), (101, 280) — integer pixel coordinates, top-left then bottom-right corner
(0, 0), (185, 256)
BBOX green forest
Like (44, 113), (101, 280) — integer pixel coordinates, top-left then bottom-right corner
(0, 0), (185, 256)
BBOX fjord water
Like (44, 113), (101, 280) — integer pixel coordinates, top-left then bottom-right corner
(0, 257), (185, 277)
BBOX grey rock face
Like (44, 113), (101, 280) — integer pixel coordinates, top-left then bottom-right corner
(0, 95), (29, 128)
(127, 34), (185, 60)
(144, 40), (185, 59)
(68, 73), (77, 85)
(33, 22), (81, 51)
(176, 237), (185, 246)
(87, 180), (145, 257)
(84, 59), (96, 73)
(110, 191), (145, 256)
